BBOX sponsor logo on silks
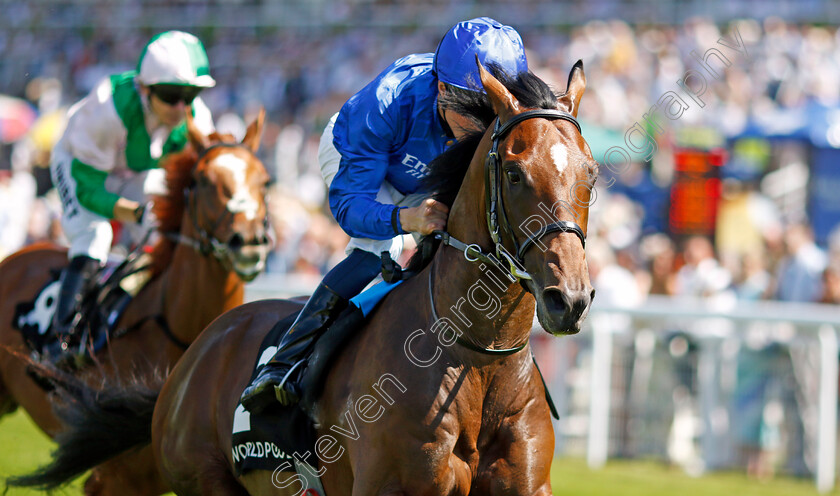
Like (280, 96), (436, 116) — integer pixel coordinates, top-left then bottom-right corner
(231, 441), (293, 463)
(401, 153), (430, 179)
(55, 161), (79, 218)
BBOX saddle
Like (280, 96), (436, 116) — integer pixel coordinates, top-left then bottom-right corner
(14, 250), (155, 365)
(231, 281), (400, 480)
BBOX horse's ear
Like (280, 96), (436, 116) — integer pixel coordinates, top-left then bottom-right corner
(242, 107), (266, 153)
(558, 60), (586, 117)
(477, 58), (519, 121)
(185, 107), (211, 154)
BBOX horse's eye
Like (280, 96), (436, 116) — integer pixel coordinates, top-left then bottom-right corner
(506, 170), (521, 184)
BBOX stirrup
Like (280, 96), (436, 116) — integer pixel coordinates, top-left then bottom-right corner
(274, 359), (306, 406)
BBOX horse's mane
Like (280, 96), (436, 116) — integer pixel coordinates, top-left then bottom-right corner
(147, 146), (198, 274)
(405, 68), (560, 273)
(148, 132), (234, 274)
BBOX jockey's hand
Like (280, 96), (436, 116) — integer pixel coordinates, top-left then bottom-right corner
(399, 199), (449, 235)
(113, 198), (142, 224)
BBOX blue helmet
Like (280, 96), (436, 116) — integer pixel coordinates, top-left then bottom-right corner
(433, 17), (528, 92)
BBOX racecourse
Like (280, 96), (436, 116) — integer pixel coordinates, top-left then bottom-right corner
(0, 409), (830, 495)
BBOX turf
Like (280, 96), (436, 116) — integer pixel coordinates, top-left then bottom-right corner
(0, 409), (83, 495)
(0, 409), (834, 495)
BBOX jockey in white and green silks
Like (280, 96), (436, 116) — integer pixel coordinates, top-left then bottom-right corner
(47, 31), (216, 362)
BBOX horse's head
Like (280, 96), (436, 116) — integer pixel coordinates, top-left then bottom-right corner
(182, 109), (271, 281)
(452, 62), (597, 335)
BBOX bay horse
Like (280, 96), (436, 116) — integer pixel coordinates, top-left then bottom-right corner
(18, 61), (597, 495)
(1, 109), (270, 495)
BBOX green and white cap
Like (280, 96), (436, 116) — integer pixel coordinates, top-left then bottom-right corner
(136, 31), (215, 88)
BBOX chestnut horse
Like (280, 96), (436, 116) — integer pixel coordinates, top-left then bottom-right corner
(18, 61), (597, 495)
(1, 109), (270, 495)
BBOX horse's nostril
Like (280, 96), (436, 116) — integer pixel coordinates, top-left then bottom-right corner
(228, 233), (244, 250)
(542, 288), (592, 323)
(590, 288), (596, 302)
(542, 288), (568, 316)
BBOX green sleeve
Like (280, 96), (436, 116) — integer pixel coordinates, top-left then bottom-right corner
(70, 158), (120, 219)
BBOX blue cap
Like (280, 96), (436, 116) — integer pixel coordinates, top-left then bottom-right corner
(433, 17), (528, 92)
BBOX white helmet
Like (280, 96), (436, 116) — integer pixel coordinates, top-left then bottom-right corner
(136, 31), (215, 88)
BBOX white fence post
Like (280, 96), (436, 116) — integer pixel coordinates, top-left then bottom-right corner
(817, 325), (838, 494)
(587, 316), (613, 468)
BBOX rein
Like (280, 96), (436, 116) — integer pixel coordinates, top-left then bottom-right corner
(427, 261), (528, 356)
(437, 109), (587, 284)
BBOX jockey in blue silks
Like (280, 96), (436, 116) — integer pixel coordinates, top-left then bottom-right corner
(241, 17), (528, 411)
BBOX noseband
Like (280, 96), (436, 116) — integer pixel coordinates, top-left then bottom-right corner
(437, 109), (587, 283)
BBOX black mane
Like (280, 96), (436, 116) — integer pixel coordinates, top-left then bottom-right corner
(405, 68), (560, 273)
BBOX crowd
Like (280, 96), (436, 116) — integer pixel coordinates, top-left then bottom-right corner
(1, 14), (839, 305)
(1, 5), (839, 480)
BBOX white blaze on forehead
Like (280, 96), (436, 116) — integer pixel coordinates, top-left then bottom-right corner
(215, 154), (259, 220)
(550, 142), (568, 176)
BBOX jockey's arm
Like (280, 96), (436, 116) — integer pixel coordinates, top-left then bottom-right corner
(61, 83), (128, 220)
(328, 97), (404, 240)
(328, 91), (448, 239)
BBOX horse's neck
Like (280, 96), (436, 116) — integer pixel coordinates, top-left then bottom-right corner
(428, 147), (536, 352)
(431, 244), (535, 352)
(161, 232), (244, 343)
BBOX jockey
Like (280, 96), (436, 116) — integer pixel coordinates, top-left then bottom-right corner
(240, 17), (528, 412)
(46, 30), (216, 363)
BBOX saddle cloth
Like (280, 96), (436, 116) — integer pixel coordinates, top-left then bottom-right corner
(231, 281), (402, 481)
(12, 252), (154, 356)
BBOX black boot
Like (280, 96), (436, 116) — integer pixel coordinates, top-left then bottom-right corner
(42, 255), (100, 365)
(240, 284), (347, 412)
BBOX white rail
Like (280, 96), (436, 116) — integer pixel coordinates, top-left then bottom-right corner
(587, 295), (840, 493)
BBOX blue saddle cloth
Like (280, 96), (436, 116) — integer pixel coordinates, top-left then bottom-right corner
(231, 280), (402, 475)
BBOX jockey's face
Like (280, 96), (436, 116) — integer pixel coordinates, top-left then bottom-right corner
(437, 81), (478, 141)
(142, 85), (198, 128)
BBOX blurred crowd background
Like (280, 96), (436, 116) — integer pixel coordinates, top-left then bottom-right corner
(3, 1), (840, 307)
(2, 0), (840, 482)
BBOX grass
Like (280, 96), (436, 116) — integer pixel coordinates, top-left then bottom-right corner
(0, 408), (834, 495)
(0, 409), (83, 495)
(550, 458), (831, 496)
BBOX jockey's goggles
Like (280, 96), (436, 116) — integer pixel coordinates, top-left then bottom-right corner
(150, 85), (202, 106)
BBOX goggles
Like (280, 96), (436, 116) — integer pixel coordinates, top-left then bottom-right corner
(150, 85), (202, 105)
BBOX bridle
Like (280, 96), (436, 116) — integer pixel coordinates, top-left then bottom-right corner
(164, 143), (270, 268)
(427, 109), (588, 356)
(436, 109), (587, 284)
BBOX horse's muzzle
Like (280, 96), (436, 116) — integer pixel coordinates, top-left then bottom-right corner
(536, 286), (594, 335)
(227, 235), (271, 282)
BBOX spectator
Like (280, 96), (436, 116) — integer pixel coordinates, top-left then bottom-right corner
(774, 223), (827, 302)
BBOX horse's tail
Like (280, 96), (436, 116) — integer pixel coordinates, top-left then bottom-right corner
(5, 360), (163, 490)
